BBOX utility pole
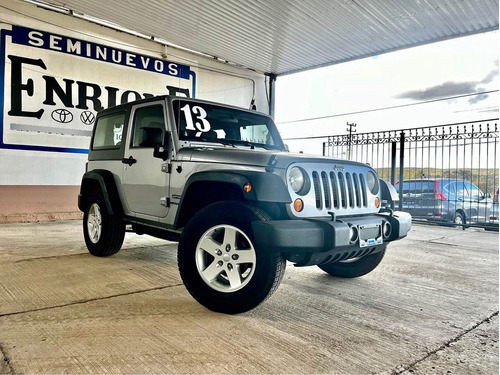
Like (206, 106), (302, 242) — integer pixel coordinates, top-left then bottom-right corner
(346, 122), (357, 160)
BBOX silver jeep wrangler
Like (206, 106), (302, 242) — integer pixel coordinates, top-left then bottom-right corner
(78, 95), (411, 314)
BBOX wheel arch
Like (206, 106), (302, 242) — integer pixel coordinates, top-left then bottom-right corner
(454, 209), (467, 223)
(79, 170), (123, 216)
(173, 170), (291, 229)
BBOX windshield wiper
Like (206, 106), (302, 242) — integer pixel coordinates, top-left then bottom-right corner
(183, 137), (282, 151)
(183, 137), (236, 147)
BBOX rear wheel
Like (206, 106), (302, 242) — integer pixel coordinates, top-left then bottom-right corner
(83, 191), (125, 256)
(318, 248), (386, 278)
(178, 202), (286, 314)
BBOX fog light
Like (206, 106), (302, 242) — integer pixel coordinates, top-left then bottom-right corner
(349, 226), (358, 243)
(243, 183), (252, 193)
(383, 221), (392, 238)
(293, 198), (304, 212)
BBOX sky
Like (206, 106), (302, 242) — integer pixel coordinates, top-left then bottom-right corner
(274, 30), (499, 154)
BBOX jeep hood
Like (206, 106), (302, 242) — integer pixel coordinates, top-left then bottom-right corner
(176, 147), (371, 170)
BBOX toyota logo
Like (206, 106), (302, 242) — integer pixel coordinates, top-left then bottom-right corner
(51, 109), (73, 123)
(80, 111), (96, 125)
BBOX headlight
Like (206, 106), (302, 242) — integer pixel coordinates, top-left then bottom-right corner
(288, 167), (309, 195)
(366, 171), (379, 194)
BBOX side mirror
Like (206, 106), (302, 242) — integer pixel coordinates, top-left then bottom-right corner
(153, 131), (171, 161)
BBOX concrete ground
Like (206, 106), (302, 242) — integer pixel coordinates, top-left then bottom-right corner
(0, 221), (497, 374)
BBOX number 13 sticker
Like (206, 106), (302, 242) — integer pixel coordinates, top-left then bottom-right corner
(181, 104), (211, 132)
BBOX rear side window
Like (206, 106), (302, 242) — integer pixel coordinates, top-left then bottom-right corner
(92, 112), (126, 149)
(455, 181), (467, 197)
(442, 182), (455, 195)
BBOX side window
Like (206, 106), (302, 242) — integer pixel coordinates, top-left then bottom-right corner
(443, 182), (456, 195)
(455, 181), (467, 197)
(464, 181), (482, 199)
(132, 105), (166, 148)
(92, 112), (126, 149)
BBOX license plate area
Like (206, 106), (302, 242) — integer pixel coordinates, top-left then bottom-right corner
(359, 224), (383, 248)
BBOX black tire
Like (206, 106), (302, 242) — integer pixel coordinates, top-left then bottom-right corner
(83, 191), (125, 257)
(453, 211), (466, 230)
(178, 201), (286, 314)
(318, 248), (386, 278)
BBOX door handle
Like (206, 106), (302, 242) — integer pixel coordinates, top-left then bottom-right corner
(122, 156), (137, 166)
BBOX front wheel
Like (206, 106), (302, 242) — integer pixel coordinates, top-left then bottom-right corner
(83, 191), (125, 257)
(178, 202), (286, 314)
(318, 248), (386, 278)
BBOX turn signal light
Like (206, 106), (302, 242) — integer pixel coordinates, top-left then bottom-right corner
(374, 197), (380, 208)
(293, 198), (304, 212)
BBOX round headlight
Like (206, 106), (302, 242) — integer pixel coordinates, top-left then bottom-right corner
(366, 171), (379, 194)
(289, 167), (308, 194)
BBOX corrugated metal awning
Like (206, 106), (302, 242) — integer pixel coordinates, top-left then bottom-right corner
(25, 0), (499, 76)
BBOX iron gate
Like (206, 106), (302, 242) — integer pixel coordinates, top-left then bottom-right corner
(323, 119), (499, 229)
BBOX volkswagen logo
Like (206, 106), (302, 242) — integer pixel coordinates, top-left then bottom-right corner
(80, 111), (95, 125)
(51, 109), (73, 123)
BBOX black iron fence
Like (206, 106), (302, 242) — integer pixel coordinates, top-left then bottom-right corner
(323, 119), (499, 229)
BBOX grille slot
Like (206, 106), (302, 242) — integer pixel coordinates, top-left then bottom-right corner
(321, 172), (331, 209)
(346, 173), (354, 207)
(359, 174), (367, 207)
(329, 172), (339, 208)
(311, 170), (368, 210)
(353, 173), (361, 207)
(312, 171), (322, 208)
(338, 172), (347, 208)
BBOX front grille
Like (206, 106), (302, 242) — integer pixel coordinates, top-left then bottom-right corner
(313, 171), (367, 210)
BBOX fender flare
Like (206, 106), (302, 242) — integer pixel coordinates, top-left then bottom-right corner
(180, 170), (292, 204)
(380, 179), (399, 204)
(173, 170), (292, 229)
(78, 170), (122, 215)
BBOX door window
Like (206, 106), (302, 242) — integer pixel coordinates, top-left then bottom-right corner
(464, 181), (483, 199)
(131, 105), (166, 148)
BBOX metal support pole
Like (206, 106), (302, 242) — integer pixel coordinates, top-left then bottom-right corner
(390, 141), (397, 186)
(399, 132), (405, 211)
(390, 141), (397, 210)
(268, 73), (277, 119)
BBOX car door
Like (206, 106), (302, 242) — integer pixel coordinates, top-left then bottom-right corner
(122, 102), (170, 219)
(463, 181), (489, 223)
(420, 181), (438, 219)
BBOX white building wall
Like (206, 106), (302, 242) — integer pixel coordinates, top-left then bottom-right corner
(0, 0), (269, 221)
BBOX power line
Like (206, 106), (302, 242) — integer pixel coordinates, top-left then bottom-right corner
(282, 117), (499, 140)
(277, 90), (499, 125)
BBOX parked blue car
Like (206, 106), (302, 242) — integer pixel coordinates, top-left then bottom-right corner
(397, 178), (493, 227)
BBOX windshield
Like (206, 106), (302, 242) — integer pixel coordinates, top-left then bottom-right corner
(172, 99), (285, 150)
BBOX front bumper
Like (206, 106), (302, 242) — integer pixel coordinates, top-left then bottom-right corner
(252, 211), (411, 266)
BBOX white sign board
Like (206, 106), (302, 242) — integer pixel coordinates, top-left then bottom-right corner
(0, 24), (195, 155)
